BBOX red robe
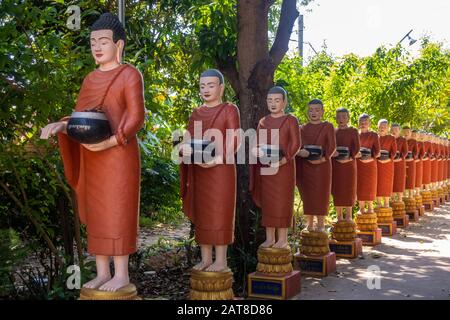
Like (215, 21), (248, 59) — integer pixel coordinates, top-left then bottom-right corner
(422, 141), (432, 185)
(332, 127), (360, 207)
(438, 144), (444, 183)
(57, 64), (145, 256)
(357, 131), (381, 201)
(393, 136), (408, 193)
(296, 122), (336, 216)
(377, 135), (397, 197)
(431, 143), (438, 183)
(405, 139), (418, 190)
(415, 141), (425, 188)
(250, 114), (301, 227)
(180, 103), (240, 245)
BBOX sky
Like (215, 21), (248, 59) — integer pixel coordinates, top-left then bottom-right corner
(288, 0), (450, 61)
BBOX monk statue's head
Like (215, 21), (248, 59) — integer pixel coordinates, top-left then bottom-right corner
(402, 126), (411, 139)
(411, 129), (418, 140)
(307, 99), (324, 123)
(391, 123), (401, 137)
(335, 108), (350, 128)
(199, 69), (224, 105)
(358, 113), (371, 132)
(377, 119), (389, 136)
(266, 86), (287, 116)
(90, 13), (126, 67)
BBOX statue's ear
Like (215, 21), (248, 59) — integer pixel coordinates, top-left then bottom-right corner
(220, 83), (225, 97)
(115, 39), (125, 63)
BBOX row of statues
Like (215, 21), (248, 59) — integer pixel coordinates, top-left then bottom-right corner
(39, 13), (450, 299)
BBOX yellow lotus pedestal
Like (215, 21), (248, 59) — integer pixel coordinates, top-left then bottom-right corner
(375, 207), (397, 236)
(415, 194), (425, 216)
(330, 221), (362, 259)
(391, 201), (409, 228)
(189, 269), (234, 300)
(79, 283), (140, 300)
(356, 212), (382, 245)
(294, 230), (336, 277)
(248, 246), (301, 300)
(403, 197), (419, 222)
(421, 190), (434, 211)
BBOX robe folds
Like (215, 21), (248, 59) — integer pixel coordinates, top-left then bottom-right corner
(405, 139), (418, 190)
(376, 135), (397, 197)
(296, 122), (336, 216)
(393, 136), (408, 193)
(249, 114), (301, 227)
(415, 141), (425, 188)
(356, 131), (381, 201)
(331, 127), (360, 207)
(58, 64), (145, 256)
(431, 143), (438, 183)
(422, 141), (432, 185)
(180, 103), (240, 245)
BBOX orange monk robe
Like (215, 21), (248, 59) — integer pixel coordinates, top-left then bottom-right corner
(357, 132), (381, 201)
(249, 114), (301, 227)
(296, 122), (336, 216)
(405, 139), (418, 190)
(447, 145), (450, 180)
(393, 136), (408, 193)
(415, 141), (425, 189)
(422, 141), (432, 186)
(430, 143), (438, 184)
(377, 135), (397, 197)
(331, 127), (360, 207)
(180, 103), (240, 245)
(437, 144), (444, 183)
(57, 64), (145, 256)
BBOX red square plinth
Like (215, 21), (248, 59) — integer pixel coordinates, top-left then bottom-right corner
(394, 215), (409, 228)
(356, 228), (382, 246)
(406, 210), (419, 222)
(293, 252), (336, 277)
(329, 238), (363, 259)
(424, 202), (434, 212)
(248, 271), (301, 300)
(378, 221), (397, 236)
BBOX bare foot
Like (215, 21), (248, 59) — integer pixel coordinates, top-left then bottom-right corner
(259, 239), (275, 248)
(205, 261), (227, 272)
(98, 276), (129, 292)
(192, 260), (212, 271)
(82, 275), (111, 289)
(272, 240), (288, 248)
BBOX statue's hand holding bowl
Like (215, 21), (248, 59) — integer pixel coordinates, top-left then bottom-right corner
(270, 157), (287, 168)
(197, 156), (222, 169)
(298, 149), (310, 158)
(251, 146), (263, 158)
(82, 135), (118, 152)
(332, 150), (339, 158)
(40, 121), (68, 140)
(337, 158), (353, 164)
(360, 158), (374, 164)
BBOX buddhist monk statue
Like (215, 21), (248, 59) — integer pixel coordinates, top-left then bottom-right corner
(250, 86), (301, 248)
(356, 114), (381, 215)
(40, 13), (145, 292)
(179, 69), (241, 272)
(331, 108), (360, 222)
(296, 99), (336, 231)
(376, 119), (397, 208)
(391, 124), (408, 202)
(403, 126), (418, 199)
(422, 132), (433, 191)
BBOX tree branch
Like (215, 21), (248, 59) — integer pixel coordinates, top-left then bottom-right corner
(217, 56), (241, 97)
(269, 0), (299, 67)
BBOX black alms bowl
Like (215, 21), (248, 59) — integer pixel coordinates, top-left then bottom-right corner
(360, 147), (372, 160)
(260, 144), (284, 164)
(67, 111), (112, 144)
(304, 145), (323, 161)
(336, 146), (350, 160)
(379, 150), (390, 160)
(190, 139), (215, 164)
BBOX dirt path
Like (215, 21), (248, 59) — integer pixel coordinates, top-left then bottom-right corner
(295, 202), (450, 300)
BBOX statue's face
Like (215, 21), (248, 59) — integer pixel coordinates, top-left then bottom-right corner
(403, 129), (411, 138)
(378, 122), (389, 135)
(411, 131), (417, 139)
(308, 104), (323, 122)
(266, 93), (286, 114)
(90, 29), (121, 65)
(391, 126), (400, 137)
(358, 118), (370, 131)
(199, 76), (223, 103)
(336, 111), (349, 127)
